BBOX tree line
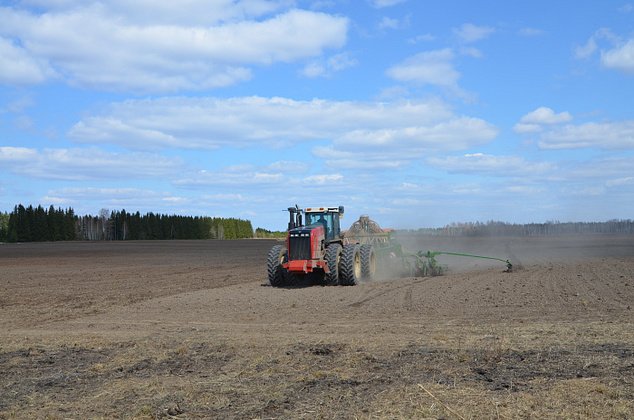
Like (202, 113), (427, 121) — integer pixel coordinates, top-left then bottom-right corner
(407, 219), (634, 237)
(81, 209), (254, 240)
(254, 227), (286, 239)
(2, 205), (76, 242)
(0, 205), (254, 242)
(2, 205), (632, 243)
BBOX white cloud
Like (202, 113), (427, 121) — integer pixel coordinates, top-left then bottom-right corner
(575, 36), (598, 59)
(69, 96), (476, 150)
(576, 28), (619, 58)
(567, 186), (606, 197)
(459, 47), (483, 58)
(67, 95), (497, 171)
(575, 29), (634, 74)
(518, 107), (572, 125)
(538, 121), (634, 149)
(302, 62), (327, 78)
(513, 123), (542, 134)
(173, 165), (350, 199)
(606, 176), (634, 187)
(453, 23), (495, 43)
(47, 187), (159, 200)
(514, 107), (572, 133)
(335, 117), (497, 150)
(377, 15), (410, 31)
(0, 147), (182, 180)
(312, 146), (409, 169)
(397, 182), (424, 191)
(42, 186), (192, 212)
(386, 49), (459, 88)
(427, 153), (556, 176)
(375, 85), (410, 100)
(0, 4), (348, 92)
(11, 1), (298, 26)
(202, 193), (247, 202)
(503, 185), (544, 194)
(370, 0), (406, 8)
(518, 27), (544, 37)
(303, 174), (343, 185)
(408, 33), (435, 44)
(266, 160), (309, 172)
(0, 146), (38, 161)
(565, 156), (634, 180)
(175, 169), (284, 188)
(601, 39), (634, 72)
(618, 3), (633, 13)
(328, 52), (357, 71)
(379, 16), (399, 30)
(450, 184), (483, 195)
(330, 154), (399, 172)
(0, 37), (55, 84)
(301, 52), (357, 78)
(515, 107), (634, 150)
(162, 196), (188, 203)
(1, 95), (34, 114)
(313, 117), (497, 169)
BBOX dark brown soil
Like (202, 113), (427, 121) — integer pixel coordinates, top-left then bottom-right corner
(1, 236), (633, 418)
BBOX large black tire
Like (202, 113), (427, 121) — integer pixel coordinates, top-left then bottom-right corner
(324, 243), (342, 286)
(340, 244), (361, 286)
(360, 244), (376, 280)
(267, 244), (287, 287)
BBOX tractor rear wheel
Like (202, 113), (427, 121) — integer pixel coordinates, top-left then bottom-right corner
(267, 244), (288, 287)
(340, 244), (361, 286)
(360, 244), (376, 280)
(324, 243), (342, 286)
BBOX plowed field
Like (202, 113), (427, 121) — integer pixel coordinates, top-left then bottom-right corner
(1, 236), (633, 418)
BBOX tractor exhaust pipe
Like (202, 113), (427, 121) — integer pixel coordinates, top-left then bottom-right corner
(287, 205), (303, 230)
(288, 207), (296, 230)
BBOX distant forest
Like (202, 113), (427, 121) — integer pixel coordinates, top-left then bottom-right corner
(405, 220), (634, 237)
(1, 205), (633, 243)
(0, 205), (253, 242)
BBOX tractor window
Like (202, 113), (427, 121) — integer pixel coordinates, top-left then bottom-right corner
(306, 212), (335, 240)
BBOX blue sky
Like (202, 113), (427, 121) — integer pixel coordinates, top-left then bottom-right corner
(1, 0), (633, 230)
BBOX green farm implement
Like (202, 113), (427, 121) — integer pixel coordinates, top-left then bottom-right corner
(344, 215), (512, 278)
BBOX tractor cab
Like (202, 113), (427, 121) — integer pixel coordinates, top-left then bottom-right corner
(304, 207), (343, 242)
(286, 205), (344, 243)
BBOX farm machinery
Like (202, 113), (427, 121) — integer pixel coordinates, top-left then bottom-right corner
(267, 205), (366, 287)
(266, 206), (512, 287)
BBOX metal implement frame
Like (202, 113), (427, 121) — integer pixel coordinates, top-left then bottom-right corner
(345, 215), (513, 278)
(420, 250), (513, 273)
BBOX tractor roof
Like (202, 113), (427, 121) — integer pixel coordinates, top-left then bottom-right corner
(305, 207), (342, 213)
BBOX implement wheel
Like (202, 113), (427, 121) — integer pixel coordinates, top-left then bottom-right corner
(340, 244), (361, 286)
(267, 244), (288, 287)
(360, 244), (376, 280)
(324, 243), (342, 286)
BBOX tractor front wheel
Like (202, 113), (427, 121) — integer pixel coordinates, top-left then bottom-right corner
(340, 244), (361, 286)
(324, 243), (342, 286)
(267, 244), (288, 287)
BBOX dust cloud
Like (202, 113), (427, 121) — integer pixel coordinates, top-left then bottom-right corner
(391, 232), (634, 274)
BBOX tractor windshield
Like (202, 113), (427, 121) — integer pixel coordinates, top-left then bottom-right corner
(306, 212), (336, 241)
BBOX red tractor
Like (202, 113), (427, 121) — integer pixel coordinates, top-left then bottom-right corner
(267, 206), (376, 287)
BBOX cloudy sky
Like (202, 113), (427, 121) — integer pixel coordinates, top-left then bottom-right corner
(1, 0), (633, 229)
